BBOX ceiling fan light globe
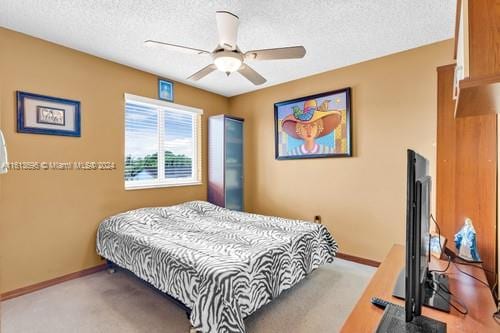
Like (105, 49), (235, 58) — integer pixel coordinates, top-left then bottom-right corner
(213, 51), (243, 73)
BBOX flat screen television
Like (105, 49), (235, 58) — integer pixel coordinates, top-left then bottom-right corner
(393, 150), (450, 317)
(392, 150), (451, 311)
(405, 155), (430, 321)
(377, 150), (448, 332)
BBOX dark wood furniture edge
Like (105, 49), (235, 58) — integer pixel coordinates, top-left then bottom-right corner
(0, 263), (107, 301)
(337, 252), (381, 267)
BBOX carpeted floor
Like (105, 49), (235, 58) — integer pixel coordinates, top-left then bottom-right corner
(1, 259), (375, 333)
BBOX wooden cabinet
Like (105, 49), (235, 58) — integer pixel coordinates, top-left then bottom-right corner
(208, 115), (244, 211)
(437, 64), (497, 286)
(454, 0), (500, 117)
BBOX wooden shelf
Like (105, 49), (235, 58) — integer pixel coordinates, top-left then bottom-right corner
(455, 74), (500, 118)
(459, 73), (500, 89)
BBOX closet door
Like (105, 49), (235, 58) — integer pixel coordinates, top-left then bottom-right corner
(224, 118), (244, 211)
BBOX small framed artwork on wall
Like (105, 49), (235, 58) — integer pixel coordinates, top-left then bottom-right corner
(17, 91), (81, 137)
(274, 87), (352, 160)
(158, 79), (174, 102)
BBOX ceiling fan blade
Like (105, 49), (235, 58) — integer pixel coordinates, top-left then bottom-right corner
(216, 11), (239, 50)
(144, 40), (210, 55)
(187, 64), (217, 81)
(237, 64), (267, 85)
(245, 46), (306, 60)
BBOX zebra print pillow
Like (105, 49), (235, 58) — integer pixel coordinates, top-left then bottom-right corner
(96, 201), (337, 333)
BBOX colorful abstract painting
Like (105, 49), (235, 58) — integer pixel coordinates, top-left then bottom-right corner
(274, 88), (352, 160)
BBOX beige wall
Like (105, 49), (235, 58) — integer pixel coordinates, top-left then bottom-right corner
(228, 40), (454, 262)
(0, 28), (228, 293)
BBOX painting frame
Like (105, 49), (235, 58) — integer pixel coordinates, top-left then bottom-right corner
(158, 78), (174, 102)
(17, 91), (81, 137)
(274, 87), (352, 160)
(430, 234), (447, 260)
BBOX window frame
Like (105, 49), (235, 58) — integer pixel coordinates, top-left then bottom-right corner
(124, 93), (203, 190)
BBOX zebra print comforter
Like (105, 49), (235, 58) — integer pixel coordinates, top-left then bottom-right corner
(96, 201), (337, 333)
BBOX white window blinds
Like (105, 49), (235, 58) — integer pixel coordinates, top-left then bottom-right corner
(124, 94), (202, 189)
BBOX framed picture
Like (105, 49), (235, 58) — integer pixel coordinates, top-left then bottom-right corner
(430, 234), (447, 259)
(17, 91), (81, 137)
(158, 79), (174, 102)
(274, 87), (352, 160)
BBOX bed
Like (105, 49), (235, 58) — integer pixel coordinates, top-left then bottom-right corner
(96, 201), (337, 333)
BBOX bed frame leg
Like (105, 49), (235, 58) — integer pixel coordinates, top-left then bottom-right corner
(106, 260), (116, 274)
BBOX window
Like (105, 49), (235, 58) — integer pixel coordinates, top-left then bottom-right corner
(124, 94), (202, 189)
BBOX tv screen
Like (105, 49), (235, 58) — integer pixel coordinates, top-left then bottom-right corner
(383, 150), (448, 331)
(405, 149), (429, 322)
(391, 149), (449, 329)
(418, 176), (431, 284)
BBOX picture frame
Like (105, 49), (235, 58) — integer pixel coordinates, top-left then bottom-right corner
(158, 79), (174, 102)
(430, 234), (447, 259)
(17, 91), (81, 137)
(274, 87), (352, 160)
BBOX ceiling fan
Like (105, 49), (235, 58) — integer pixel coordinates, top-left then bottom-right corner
(144, 11), (306, 86)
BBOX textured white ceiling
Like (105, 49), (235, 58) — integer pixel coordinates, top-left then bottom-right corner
(0, 0), (456, 97)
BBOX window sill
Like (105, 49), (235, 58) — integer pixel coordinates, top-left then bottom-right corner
(125, 181), (202, 191)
